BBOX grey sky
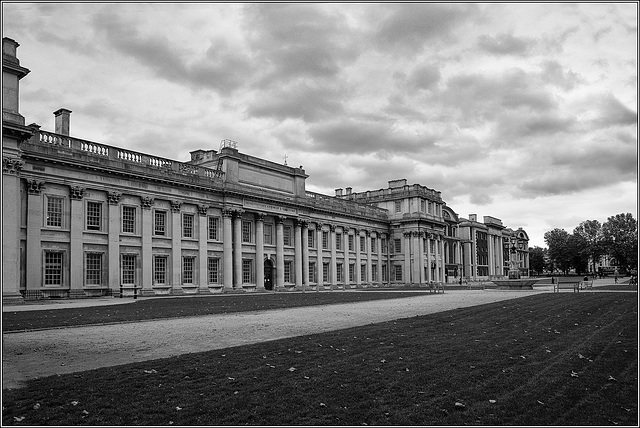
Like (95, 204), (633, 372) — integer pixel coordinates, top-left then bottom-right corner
(2, 2), (637, 247)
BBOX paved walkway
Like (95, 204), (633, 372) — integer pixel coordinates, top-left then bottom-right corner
(2, 278), (632, 390)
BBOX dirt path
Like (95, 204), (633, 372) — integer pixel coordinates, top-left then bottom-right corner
(3, 290), (546, 390)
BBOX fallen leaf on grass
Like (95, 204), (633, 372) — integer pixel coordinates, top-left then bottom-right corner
(571, 371), (579, 378)
(143, 369), (157, 374)
(33, 403), (40, 410)
(288, 367), (296, 372)
(13, 417), (25, 422)
(489, 400), (496, 404)
(537, 400), (545, 405)
(608, 375), (617, 382)
(176, 407), (182, 411)
(71, 401), (79, 406)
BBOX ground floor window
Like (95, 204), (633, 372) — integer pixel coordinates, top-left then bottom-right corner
(208, 257), (219, 284)
(394, 265), (403, 281)
(360, 264), (367, 282)
(121, 254), (136, 285)
(349, 264), (355, 282)
(309, 262), (316, 283)
(284, 260), (292, 283)
(382, 263), (388, 282)
(336, 263), (343, 282)
(242, 259), (253, 284)
(44, 251), (63, 286)
(154, 256), (167, 285)
(323, 262), (330, 282)
(86, 253), (103, 286)
(182, 257), (195, 284)
(372, 264), (378, 282)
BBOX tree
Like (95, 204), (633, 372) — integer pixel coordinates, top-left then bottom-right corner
(602, 213), (638, 274)
(544, 228), (572, 274)
(567, 233), (589, 275)
(573, 220), (605, 274)
(529, 246), (546, 276)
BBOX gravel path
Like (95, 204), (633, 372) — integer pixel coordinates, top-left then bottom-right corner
(2, 289), (548, 390)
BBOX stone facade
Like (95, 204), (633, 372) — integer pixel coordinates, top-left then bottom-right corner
(2, 37), (529, 300)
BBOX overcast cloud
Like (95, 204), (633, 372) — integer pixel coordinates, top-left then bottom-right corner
(3, 2), (637, 247)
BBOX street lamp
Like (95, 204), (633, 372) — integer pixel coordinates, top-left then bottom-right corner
(508, 236), (520, 279)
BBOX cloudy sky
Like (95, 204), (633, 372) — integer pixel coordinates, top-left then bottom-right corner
(3, 2), (637, 247)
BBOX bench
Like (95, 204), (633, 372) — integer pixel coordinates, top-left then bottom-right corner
(428, 281), (445, 293)
(580, 280), (593, 290)
(553, 282), (579, 293)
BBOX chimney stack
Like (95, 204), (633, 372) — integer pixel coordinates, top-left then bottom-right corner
(345, 187), (352, 196)
(54, 108), (71, 136)
(335, 188), (343, 197)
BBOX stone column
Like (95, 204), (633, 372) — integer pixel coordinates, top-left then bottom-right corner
(69, 186), (85, 291)
(295, 219), (304, 289)
(198, 204), (208, 292)
(463, 241), (472, 280)
(170, 200), (182, 291)
(233, 209), (244, 289)
(141, 196), (154, 294)
(418, 231), (425, 284)
(343, 229), (351, 288)
(301, 220), (309, 291)
(255, 213), (265, 290)
(425, 234), (432, 283)
(376, 233), (383, 286)
(330, 224), (336, 290)
(2, 158), (24, 298)
(316, 223), (323, 289)
(222, 208), (233, 290)
(439, 235), (446, 282)
(411, 231), (420, 285)
(354, 229), (361, 287)
(109, 192), (123, 292)
(366, 230), (373, 285)
(403, 232), (411, 284)
(26, 180), (44, 291)
(276, 216), (285, 289)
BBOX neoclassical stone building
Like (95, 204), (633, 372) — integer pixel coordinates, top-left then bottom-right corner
(2, 37), (529, 300)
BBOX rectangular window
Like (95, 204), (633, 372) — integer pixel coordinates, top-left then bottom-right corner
(360, 264), (367, 281)
(182, 257), (194, 284)
(208, 257), (219, 284)
(86, 253), (102, 285)
(46, 196), (63, 227)
(348, 235), (354, 251)
(154, 256), (167, 285)
(309, 261), (316, 283)
(284, 260), (292, 283)
(44, 251), (63, 286)
(242, 221), (252, 243)
(322, 231), (329, 249)
(122, 206), (136, 234)
(284, 226), (292, 246)
(154, 211), (166, 236)
(121, 254), (136, 285)
(395, 201), (402, 213)
(430, 240), (436, 254)
(395, 265), (403, 281)
(323, 262), (330, 282)
(371, 237), (377, 253)
(381, 238), (387, 253)
(394, 238), (402, 253)
(264, 224), (274, 245)
(428, 202), (433, 214)
(242, 259), (253, 283)
(372, 264), (378, 282)
(382, 263), (389, 282)
(337, 263), (343, 282)
(182, 214), (194, 238)
(308, 230), (315, 248)
(208, 216), (219, 240)
(349, 264), (355, 282)
(86, 201), (102, 231)
(336, 233), (342, 250)
(360, 236), (366, 252)
(421, 200), (426, 212)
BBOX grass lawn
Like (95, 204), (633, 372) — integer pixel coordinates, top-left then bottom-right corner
(2, 292), (637, 426)
(2, 291), (433, 332)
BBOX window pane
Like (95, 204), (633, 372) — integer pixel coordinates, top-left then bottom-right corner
(121, 255), (136, 284)
(183, 214), (194, 238)
(44, 252), (63, 285)
(86, 253), (102, 285)
(154, 211), (166, 236)
(208, 258), (219, 283)
(208, 217), (219, 240)
(242, 259), (253, 283)
(87, 202), (101, 230)
(182, 257), (194, 284)
(122, 206), (136, 233)
(242, 221), (252, 243)
(46, 196), (63, 227)
(154, 257), (167, 284)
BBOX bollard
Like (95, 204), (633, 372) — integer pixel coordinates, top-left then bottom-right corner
(120, 286), (123, 298)
(134, 286), (137, 300)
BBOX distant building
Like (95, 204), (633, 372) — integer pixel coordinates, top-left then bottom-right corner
(2, 37), (530, 300)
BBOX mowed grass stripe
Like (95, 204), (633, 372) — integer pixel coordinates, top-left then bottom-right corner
(2, 293), (637, 426)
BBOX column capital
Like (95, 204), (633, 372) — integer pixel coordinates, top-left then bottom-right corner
(296, 218), (308, 228)
(255, 212), (266, 222)
(222, 207), (234, 217)
(315, 221), (323, 230)
(141, 196), (155, 209)
(277, 215), (286, 224)
(329, 224), (336, 232)
(26, 179), (44, 194)
(3, 157), (24, 175)
(403, 231), (412, 238)
(69, 185), (85, 200)
(412, 231), (421, 237)
(233, 209), (245, 218)
(198, 204), (209, 216)
(106, 191), (121, 205)
(364, 230), (371, 237)
(170, 200), (182, 212)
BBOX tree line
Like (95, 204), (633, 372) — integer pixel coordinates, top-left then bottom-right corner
(527, 213), (638, 276)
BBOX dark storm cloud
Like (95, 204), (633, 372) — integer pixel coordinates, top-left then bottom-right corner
(92, 10), (253, 95)
(307, 119), (435, 155)
(247, 83), (346, 122)
(476, 33), (534, 56)
(373, 3), (478, 53)
(405, 65), (442, 91)
(593, 93), (638, 127)
(242, 3), (361, 87)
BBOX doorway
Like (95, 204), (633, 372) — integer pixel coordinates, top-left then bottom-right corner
(264, 259), (274, 290)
